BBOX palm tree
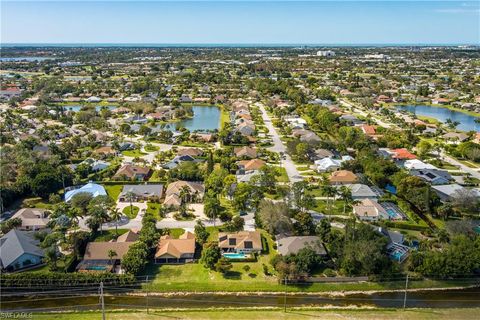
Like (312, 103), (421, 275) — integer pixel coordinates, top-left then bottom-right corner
(110, 208), (122, 236)
(108, 249), (118, 266)
(319, 176), (337, 213)
(125, 190), (136, 218)
(179, 186), (191, 204)
(338, 186), (353, 215)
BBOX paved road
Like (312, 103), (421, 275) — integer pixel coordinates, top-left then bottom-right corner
(441, 152), (480, 179)
(257, 103), (303, 183)
(339, 99), (393, 128)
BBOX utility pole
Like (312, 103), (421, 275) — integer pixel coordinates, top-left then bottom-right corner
(100, 281), (106, 320)
(283, 277), (287, 312)
(403, 274), (409, 310)
(146, 275), (149, 314)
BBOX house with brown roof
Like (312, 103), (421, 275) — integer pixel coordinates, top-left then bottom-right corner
(77, 241), (135, 273)
(237, 159), (266, 172)
(234, 146), (257, 159)
(218, 231), (263, 254)
(113, 164), (151, 181)
(11, 208), (50, 231)
(115, 229), (140, 243)
(177, 147), (204, 157)
(154, 232), (196, 264)
(329, 170), (358, 185)
(163, 181), (205, 208)
(93, 146), (117, 157)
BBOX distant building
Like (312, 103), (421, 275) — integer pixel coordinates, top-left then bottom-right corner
(316, 50), (335, 57)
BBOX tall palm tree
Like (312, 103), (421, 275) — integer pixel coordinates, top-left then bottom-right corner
(179, 186), (191, 205)
(125, 190), (135, 218)
(110, 208), (122, 236)
(319, 176), (337, 213)
(338, 186), (353, 215)
(108, 250), (118, 266)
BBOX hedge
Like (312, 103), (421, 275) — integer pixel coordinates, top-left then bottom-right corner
(0, 272), (136, 288)
(382, 221), (429, 231)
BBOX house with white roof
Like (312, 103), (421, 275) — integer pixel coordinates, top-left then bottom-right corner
(314, 155), (353, 172)
(64, 182), (107, 202)
(0, 229), (44, 272)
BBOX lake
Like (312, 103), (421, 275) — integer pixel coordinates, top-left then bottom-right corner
(395, 105), (480, 132)
(63, 105), (117, 112)
(163, 105), (220, 132)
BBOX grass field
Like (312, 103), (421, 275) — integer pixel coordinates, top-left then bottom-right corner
(123, 205), (140, 219)
(32, 308), (480, 319)
(104, 184), (123, 201)
(122, 149), (147, 157)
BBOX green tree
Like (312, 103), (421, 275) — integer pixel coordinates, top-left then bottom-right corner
(201, 242), (221, 270)
(194, 220), (209, 246)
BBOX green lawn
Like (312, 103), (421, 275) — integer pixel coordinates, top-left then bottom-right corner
(312, 200), (348, 215)
(276, 167), (289, 183)
(122, 149), (147, 157)
(104, 184), (123, 201)
(144, 144), (159, 152)
(123, 205), (140, 219)
(31, 308), (480, 320)
(93, 229), (128, 242)
(142, 230), (278, 292)
(146, 202), (163, 220)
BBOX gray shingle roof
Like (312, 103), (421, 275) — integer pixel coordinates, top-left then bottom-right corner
(0, 229), (44, 269)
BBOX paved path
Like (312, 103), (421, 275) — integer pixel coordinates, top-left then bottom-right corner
(257, 103), (302, 183)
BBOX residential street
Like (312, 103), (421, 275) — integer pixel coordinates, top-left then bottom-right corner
(257, 103), (303, 183)
(441, 152), (480, 180)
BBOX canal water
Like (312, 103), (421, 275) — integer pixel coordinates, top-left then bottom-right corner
(395, 105), (480, 132)
(2, 287), (479, 312)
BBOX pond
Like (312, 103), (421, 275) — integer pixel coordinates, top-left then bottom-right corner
(62, 105), (117, 112)
(395, 105), (480, 132)
(162, 105), (220, 132)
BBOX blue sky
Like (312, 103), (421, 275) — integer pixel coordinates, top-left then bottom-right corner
(1, 1), (479, 44)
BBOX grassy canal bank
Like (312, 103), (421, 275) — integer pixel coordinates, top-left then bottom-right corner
(31, 308), (480, 320)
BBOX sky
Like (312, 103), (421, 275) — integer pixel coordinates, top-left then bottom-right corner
(1, 1), (479, 45)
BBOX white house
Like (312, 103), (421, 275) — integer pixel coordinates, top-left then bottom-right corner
(315, 155), (353, 172)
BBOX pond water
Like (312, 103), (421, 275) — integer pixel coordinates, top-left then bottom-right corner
(395, 105), (480, 132)
(62, 105), (117, 112)
(162, 105), (220, 132)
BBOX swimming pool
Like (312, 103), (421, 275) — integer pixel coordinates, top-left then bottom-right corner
(86, 266), (107, 271)
(386, 209), (397, 219)
(223, 253), (248, 259)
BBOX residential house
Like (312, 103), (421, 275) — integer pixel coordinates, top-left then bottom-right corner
(65, 182), (107, 202)
(237, 159), (266, 173)
(118, 184), (164, 202)
(329, 170), (358, 185)
(403, 159), (437, 170)
(340, 184), (377, 200)
(432, 184), (480, 201)
(162, 155), (196, 170)
(11, 208), (50, 231)
(234, 146), (257, 159)
(277, 236), (327, 256)
(113, 165), (151, 181)
(93, 146), (117, 157)
(314, 156), (353, 172)
(410, 169), (452, 185)
(115, 229), (140, 243)
(0, 229), (44, 272)
(177, 148), (204, 157)
(77, 241), (135, 273)
(442, 132), (469, 144)
(353, 199), (389, 221)
(154, 232), (196, 264)
(218, 231), (263, 254)
(163, 181), (205, 207)
(311, 148), (334, 161)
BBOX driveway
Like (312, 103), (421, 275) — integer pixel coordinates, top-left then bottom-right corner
(257, 103), (302, 183)
(441, 152), (480, 179)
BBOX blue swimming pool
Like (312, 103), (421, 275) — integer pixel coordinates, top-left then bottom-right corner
(86, 266), (107, 271)
(223, 253), (248, 259)
(386, 209), (397, 219)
